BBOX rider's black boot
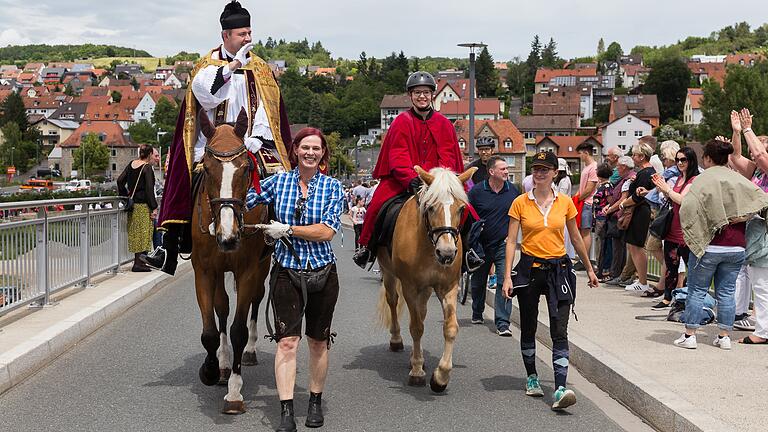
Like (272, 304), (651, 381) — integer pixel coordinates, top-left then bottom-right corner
(276, 399), (297, 432)
(464, 248), (485, 273)
(352, 247), (372, 269)
(141, 226), (179, 275)
(305, 392), (324, 428)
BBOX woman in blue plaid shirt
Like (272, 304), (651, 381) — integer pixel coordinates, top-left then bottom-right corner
(246, 127), (344, 431)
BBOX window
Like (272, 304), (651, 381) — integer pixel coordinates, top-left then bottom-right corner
(523, 132), (535, 139)
(111, 149), (117, 157)
(634, 130), (643, 137)
(506, 156), (515, 167)
(111, 163), (117, 171)
(458, 139), (465, 148)
(627, 117), (632, 123)
(504, 139), (512, 149)
(618, 131), (627, 137)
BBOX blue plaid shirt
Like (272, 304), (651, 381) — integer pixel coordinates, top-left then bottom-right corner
(246, 169), (344, 270)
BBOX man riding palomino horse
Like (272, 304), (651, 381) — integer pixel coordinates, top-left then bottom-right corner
(352, 71), (482, 270)
(142, 0), (292, 274)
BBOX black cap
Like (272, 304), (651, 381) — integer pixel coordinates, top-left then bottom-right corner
(530, 151), (558, 170)
(220, 1), (251, 30)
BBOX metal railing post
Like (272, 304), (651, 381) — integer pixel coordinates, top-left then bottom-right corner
(111, 210), (120, 273)
(35, 207), (50, 305)
(79, 206), (91, 286)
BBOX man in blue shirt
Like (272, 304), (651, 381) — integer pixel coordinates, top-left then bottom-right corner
(467, 155), (520, 335)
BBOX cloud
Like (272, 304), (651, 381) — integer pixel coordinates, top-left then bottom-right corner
(0, 29), (32, 47)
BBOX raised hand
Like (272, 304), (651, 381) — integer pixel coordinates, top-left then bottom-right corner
(739, 108), (753, 130)
(731, 110), (742, 132)
(234, 42), (254, 67)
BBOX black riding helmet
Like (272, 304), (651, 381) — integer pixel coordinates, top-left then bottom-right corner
(406, 71), (437, 92)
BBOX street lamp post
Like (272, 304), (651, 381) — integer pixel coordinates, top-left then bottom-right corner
(458, 42), (487, 161)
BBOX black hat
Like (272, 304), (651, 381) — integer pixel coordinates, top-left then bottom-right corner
(530, 151), (558, 170)
(220, 1), (251, 30)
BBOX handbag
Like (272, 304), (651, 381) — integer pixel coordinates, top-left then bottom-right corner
(616, 206), (634, 230)
(286, 263), (333, 294)
(649, 202), (673, 239)
(124, 164), (146, 212)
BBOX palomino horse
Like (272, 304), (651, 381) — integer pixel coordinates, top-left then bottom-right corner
(377, 166), (475, 392)
(192, 108), (271, 414)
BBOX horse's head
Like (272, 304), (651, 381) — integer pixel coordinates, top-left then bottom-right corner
(199, 107), (254, 252)
(414, 165), (476, 266)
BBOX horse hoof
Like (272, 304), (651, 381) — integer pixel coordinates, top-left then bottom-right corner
(389, 341), (404, 352)
(199, 363), (220, 387)
(429, 373), (448, 393)
(241, 351), (259, 366)
(221, 400), (246, 415)
(408, 375), (426, 387)
(217, 368), (231, 386)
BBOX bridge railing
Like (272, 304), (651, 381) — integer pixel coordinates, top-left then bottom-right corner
(0, 196), (131, 318)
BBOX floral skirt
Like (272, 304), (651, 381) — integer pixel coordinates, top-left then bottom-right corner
(127, 203), (153, 253)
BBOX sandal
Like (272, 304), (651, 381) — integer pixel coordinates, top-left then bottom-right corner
(641, 289), (663, 298)
(740, 336), (768, 344)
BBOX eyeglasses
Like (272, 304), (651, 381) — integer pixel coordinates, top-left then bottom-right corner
(294, 196), (307, 221)
(675, 157), (688, 163)
(411, 90), (433, 97)
(532, 166), (552, 174)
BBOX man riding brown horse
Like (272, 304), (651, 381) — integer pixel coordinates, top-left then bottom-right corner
(142, 0), (292, 274)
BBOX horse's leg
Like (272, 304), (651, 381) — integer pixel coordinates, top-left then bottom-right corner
(242, 262), (267, 366)
(214, 272), (232, 384)
(403, 284), (429, 387)
(221, 269), (254, 415)
(383, 270), (403, 352)
(430, 283), (459, 393)
(195, 268), (221, 386)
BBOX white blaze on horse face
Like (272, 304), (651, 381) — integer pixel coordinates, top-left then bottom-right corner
(436, 199), (457, 258)
(219, 161), (237, 239)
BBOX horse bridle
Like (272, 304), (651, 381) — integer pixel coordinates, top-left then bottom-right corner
(416, 194), (464, 247)
(198, 143), (257, 236)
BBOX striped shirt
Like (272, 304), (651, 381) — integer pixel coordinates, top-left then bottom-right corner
(246, 169), (344, 269)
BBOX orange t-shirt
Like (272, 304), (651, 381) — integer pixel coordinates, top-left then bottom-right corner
(508, 190), (578, 259)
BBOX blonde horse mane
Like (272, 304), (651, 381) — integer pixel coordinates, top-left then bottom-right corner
(417, 167), (468, 215)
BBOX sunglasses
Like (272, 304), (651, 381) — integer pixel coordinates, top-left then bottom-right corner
(294, 196), (307, 221)
(675, 157), (688, 163)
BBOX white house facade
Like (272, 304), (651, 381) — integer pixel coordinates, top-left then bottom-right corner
(602, 114), (652, 154)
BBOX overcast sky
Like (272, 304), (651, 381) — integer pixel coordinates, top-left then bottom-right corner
(0, 0), (765, 61)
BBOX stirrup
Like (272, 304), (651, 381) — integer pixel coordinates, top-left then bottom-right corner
(465, 249), (485, 273)
(142, 246), (167, 270)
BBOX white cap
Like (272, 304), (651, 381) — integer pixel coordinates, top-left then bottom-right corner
(557, 158), (571, 175)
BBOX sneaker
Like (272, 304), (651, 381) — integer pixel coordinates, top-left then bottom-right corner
(471, 318), (484, 324)
(651, 301), (670, 311)
(551, 386), (576, 410)
(525, 374), (544, 397)
(497, 328), (513, 337)
(713, 335), (732, 350)
(624, 281), (647, 292)
(734, 316), (756, 331)
(488, 274), (497, 289)
(618, 278), (636, 287)
(673, 333), (697, 349)
(604, 277), (623, 286)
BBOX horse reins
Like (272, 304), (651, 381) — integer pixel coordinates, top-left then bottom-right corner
(414, 192), (462, 247)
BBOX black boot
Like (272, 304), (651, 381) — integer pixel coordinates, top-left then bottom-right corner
(276, 399), (297, 432)
(352, 247), (372, 269)
(464, 248), (485, 273)
(131, 253), (151, 272)
(141, 226), (179, 275)
(305, 392), (324, 428)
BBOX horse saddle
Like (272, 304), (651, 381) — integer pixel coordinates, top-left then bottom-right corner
(369, 192), (411, 258)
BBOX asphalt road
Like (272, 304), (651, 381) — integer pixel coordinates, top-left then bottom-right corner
(0, 232), (639, 432)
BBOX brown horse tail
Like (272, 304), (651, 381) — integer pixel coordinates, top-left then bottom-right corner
(376, 276), (404, 329)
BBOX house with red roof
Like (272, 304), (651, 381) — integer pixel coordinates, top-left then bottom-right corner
(684, 88), (704, 125)
(621, 64), (652, 88)
(688, 61), (727, 86)
(434, 78), (473, 110)
(454, 119), (527, 182)
(609, 94), (660, 128)
(57, 121), (141, 178)
(534, 67), (597, 94)
(439, 98), (501, 121)
(379, 94), (411, 130)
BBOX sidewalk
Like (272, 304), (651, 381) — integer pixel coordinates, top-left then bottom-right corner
(485, 265), (762, 432)
(0, 262), (190, 395)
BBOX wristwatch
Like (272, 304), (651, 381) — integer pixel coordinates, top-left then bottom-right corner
(287, 226), (294, 236)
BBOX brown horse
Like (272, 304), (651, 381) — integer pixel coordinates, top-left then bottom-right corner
(192, 108), (271, 414)
(376, 166), (475, 392)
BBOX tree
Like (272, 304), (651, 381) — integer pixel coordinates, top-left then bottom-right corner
(524, 36), (542, 97)
(356, 52), (368, 77)
(698, 62), (768, 141)
(0, 92), (29, 133)
(72, 133), (110, 178)
(111, 90), (122, 103)
(603, 42), (623, 62)
(643, 54), (692, 121)
(127, 120), (158, 145)
(475, 47), (499, 97)
(597, 38), (605, 58)
(326, 131), (354, 176)
(541, 38), (559, 68)
(411, 57), (420, 73)
(130, 76), (139, 91)
(152, 98), (178, 130)
(64, 83), (75, 96)
(0, 122), (36, 172)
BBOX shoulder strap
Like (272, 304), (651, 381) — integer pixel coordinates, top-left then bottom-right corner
(130, 164), (146, 199)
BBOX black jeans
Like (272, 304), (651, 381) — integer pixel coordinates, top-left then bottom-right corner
(517, 267), (571, 388)
(663, 240), (690, 301)
(353, 224), (363, 249)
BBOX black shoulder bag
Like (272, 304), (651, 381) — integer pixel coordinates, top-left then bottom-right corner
(124, 164), (146, 212)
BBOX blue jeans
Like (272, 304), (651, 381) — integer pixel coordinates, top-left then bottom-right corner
(470, 246), (512, 330)
(684, 250), (745, 331)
